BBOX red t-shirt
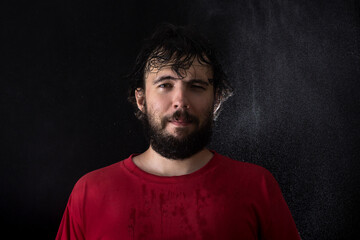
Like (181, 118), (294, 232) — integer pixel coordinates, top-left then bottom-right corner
(56, 151), (301, 239)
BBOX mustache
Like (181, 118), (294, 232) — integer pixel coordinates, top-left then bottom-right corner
(161, 110), (199, 127)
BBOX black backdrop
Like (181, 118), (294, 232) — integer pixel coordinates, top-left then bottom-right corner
(2, 0), (359, 239)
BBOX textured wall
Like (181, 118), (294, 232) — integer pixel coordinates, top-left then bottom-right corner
(2, 0), (359, 239)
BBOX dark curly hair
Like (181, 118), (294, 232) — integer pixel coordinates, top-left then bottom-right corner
(127, 23), (233, 120)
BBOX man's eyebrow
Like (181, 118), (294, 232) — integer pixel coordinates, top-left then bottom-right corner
(153, 76), (211, 86)
(187, 79), (210, 86)
(153, 76), (177, 85)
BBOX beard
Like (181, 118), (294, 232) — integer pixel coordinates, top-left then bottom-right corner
(142, 107), (214, 160)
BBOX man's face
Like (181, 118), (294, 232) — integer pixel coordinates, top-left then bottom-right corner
(136, 58), (215, 159)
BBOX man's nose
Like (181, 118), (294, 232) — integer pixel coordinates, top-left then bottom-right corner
(172, 87), (190, 110)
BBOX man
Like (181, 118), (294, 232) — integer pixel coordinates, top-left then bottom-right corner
(56, 24), (301, 239)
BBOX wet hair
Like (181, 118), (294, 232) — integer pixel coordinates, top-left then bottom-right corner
(127, 23), (233, 120)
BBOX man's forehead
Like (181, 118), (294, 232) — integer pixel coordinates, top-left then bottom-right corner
(145, 66), (213, 83)
(146, 60), (212, 78)
(148, 64), (211, 73)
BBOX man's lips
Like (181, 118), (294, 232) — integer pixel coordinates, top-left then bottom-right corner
(165, 110), (198, 127)
(169, 119), (192, 126)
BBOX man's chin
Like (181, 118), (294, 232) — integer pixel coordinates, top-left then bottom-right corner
(167, 126), (194, 138)
(144, 111), (213, 159)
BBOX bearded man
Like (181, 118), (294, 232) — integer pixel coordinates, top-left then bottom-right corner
(56, 23), (301, 240)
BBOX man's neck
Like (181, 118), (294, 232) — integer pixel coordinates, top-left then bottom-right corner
(132, 147), (214, 177)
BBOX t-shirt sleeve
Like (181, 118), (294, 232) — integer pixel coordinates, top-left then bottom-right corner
(56, 182), (86, 240)
(258, 170), (301, 240)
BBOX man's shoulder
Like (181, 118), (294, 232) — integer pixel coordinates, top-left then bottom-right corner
(67, 156), (135, 206)
(214, 152), (280, 193)
(214, 152), (273, 179)
(74, 155), (132, 189)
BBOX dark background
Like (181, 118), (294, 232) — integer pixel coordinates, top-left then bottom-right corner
(2, 0), (359, 239)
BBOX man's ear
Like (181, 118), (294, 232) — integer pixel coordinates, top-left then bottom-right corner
(213, 91), (222, 115)
(135, 88), (146, 113)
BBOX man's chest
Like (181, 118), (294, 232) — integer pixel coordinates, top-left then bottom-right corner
(82, 184), (260, 239)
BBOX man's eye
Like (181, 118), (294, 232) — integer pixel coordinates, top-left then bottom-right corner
(191, 85), (206, 90)
(158, 83), (172, 89)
